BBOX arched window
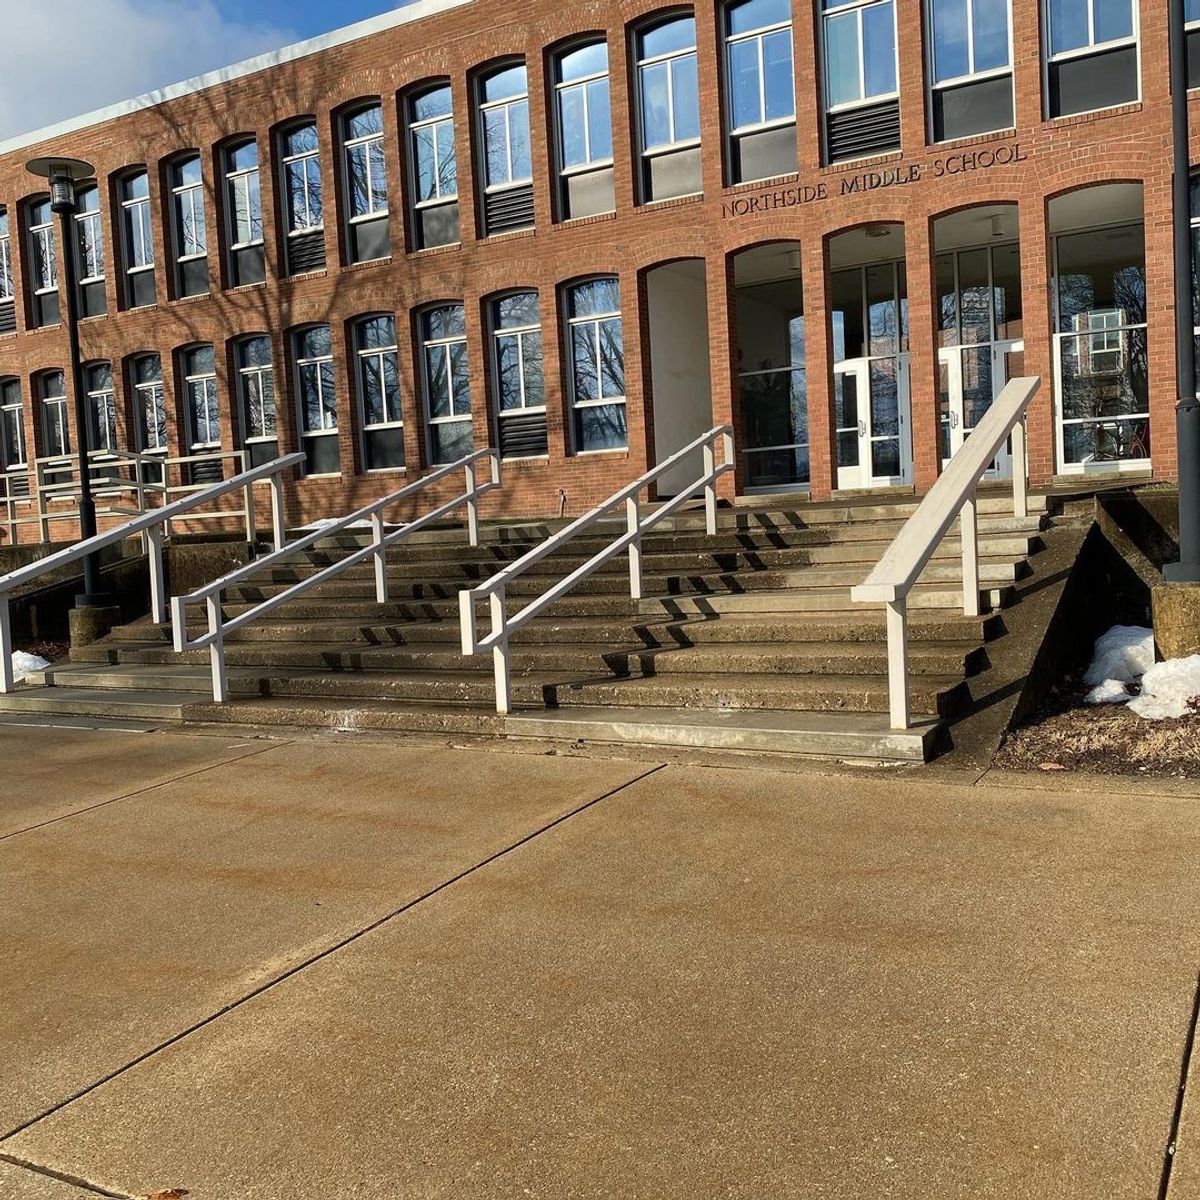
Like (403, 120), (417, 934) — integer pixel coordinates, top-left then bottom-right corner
(553, 41), (614, 220)
(279, 119), (326, 274)
(73, 183), (106, 317)
(169, 154), (209, 297)
(419, 304), (472, 465)
(235, 336), (278, 467)
(406, 83), (459, 250)
(490, 292), (546, 459)
(132, 353), (168, 453)
(223, 139), (265, 287)
(38, 370), (69, 457)
(119, 170), (156, 308)
(477, 63), (533, 235)
(182, 344), (219, 449)
(354, 314), (405, 471)
(0, 206), (15, 332)
(564, 278), (626, 453)
(26, 195), (59, 328)
(84, 362), (118, 454)
(341, 103), (390, 264)
(0, 377), (25, 471)
(293, 325), (340, 475)
(635, 13), (701, 202)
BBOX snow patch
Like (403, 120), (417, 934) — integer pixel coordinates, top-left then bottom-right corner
(11, 651), (50, 681)
(297, 518), (378, 533)
(1083, 625), (1154, 690)
(1128, 656), (1200, 721)
(1085, 677), (1133, 705)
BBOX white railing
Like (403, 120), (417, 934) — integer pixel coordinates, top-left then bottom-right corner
(172, 448), (501, 703)
(850, 376), (1041, 731)
(0, 452), (304, 693)
(460, 426), (735, 714)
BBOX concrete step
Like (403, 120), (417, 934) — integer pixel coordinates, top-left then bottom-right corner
(0, 685), (188, 721)
(641, 584), (1013, 616)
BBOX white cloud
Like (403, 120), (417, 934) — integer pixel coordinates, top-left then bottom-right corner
(0, 0), (298, 141)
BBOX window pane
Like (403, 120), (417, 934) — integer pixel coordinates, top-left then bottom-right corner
(862, 1), (897, 97)
(560, 42), (608, 82)
(1050, 0), (1089, 54)
(1094, 0), (1133, 44)
(973, 0), (1010, 71)
(958, 248), (991, 344)
(509, 100), (532, 180)
(496, 334), (523, 410)
(348, 144), (370, 215)
(305, 159), (324, 226)
(360, 315), (396, 349)
(570, 277), (620, 318)
(425, 304), (466, 340)
(643, 17), (696, 59)
(587, 78), (612, 161)
(426, 346), (450, 417)
(484, 108), (510, 186)
(672, 55), (701, 141)
(572, 326), (599, 401)
(228, 141), (258, 172)
(522, 331), (544, 407)
(436, 121), (458, 196)
(598, 318), (625, 398)
(825, 12), (861, 106)
(866, 265), (898, 357)
(497, 292), (539, 327)
(559, 86), (587, 167)
(135, 355), (162, 384)
(729, 37), (762, 127)
(362, 356), (385, 424)
(932, 0), (969, 81)
(413, 85), (452, 122)
(576, 403), (628, 452)
(175, 157), (202, 187)
(641, 62), (671, 148)
(483, 65), (527, 103)
(729, 0), (792, 36)
(415, 127), (437, 201)
(1055, 224), (1146, 332)
(762, 29), (796, 120)
(285, 124), (319, 157)
(187, 345), (215, 375)
(449, 341), (471, 415)
(1189, 0), (1200, 20)
(369, 140), (388, 210)
(346, 106), (383, 140)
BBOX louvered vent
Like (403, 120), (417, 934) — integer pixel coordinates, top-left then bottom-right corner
(499, 410), (548, 460)
(484, 184), (535, 237)
(826, 98), (901, 165)
(0, 303), (14, 335)
(287, 230), (326, 276)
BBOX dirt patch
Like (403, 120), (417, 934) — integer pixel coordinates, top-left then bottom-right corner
(18, 640), (69, 664)
(998, 687), (1200, 778)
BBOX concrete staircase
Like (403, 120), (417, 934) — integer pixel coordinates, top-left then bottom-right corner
(1, 492), (1051, 762)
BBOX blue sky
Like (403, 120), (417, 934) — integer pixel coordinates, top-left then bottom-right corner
(0, 0), (411, 142)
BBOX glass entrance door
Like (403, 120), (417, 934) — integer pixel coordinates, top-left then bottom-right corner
(939, 339), (1023, 477)
(835, 354), (911, 490)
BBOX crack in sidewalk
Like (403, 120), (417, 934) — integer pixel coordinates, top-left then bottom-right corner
(1159, 963), (1200, 1198)
(0, 1153), (133, 1198)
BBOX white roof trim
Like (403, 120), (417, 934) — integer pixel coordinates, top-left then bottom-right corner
(0, 0), (473, 158)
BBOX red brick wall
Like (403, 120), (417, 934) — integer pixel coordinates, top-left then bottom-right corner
(0, 0), (1189, 537)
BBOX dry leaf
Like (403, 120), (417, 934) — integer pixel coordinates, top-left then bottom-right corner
(1037, 762), (1067, 771)
(142, 1191), (189, 1199)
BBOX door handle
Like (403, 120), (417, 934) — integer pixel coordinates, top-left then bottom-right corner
(858, 421), (866, 437)
(949, 411), (959, 429)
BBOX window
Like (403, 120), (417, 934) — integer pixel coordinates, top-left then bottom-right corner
(555, 42), (614, 219)
(28, 196), (59, 328)
(420, 304), (473, 465)
(1044, 0), (1138, 117)
(294, 325), (340, 474)
(342, 105), (390, 263)
(236, 336), (278, 466)
(1077, 309), (1124, 376)
(120, 171), (156, 308)
(280, 121), (326, 274)
(132, 354), (168, 453)
(225, 140), (265, 287)
(171, 155), (209, 297)
(1189, 0), (1200, 89)
(407, 84), (460, 250)
(822, 0), (900, 161)
(492, 292), (547, 459)
(84, 362), (118, 454)
(636, 15), (702, 202)
(183, 345), (220, 449)
(40, 371), (70, 457)
(725, 0), (797, 183)
(565, 278), (626, 453)
(355, 315), (405, 471)
(927, 0), (1013, 141)
(0, 209), (11, 303)
(478, 63), (534, 234)
(73, 184), (107, 317)
(1, 378), (25, 470)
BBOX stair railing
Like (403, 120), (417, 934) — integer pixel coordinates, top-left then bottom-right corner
(171, 448), (501, 703)
(459, 426), (735, 714)
(850, 376), (1041, 731)
(0, 452), (304, 693)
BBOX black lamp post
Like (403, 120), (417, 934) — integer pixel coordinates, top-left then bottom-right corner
(1167, 0), (1200, 584)
(25, 154), (107, 604)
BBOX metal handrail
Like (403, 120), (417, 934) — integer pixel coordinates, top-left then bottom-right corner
(850, 376), (1041, 731)
(459, 426), (735, 714)
(0, 452), (305, 693)
(171, 448), (502, 702)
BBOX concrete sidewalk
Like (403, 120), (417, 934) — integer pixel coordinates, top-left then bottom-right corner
(1, 724), (1199, 1198)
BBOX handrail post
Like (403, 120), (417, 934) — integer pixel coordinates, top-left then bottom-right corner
(459, 590), (478, 655)
(207, 594), (228, 703)
(491, 588), (511, 714)
(1011, 413), (1028, 520)
(627, 495), (643, 601)
(886, 597), (910, 730)
(147, 523), (167, 625)
(36, 461), (49, 544)
(703, 439), (717, 536)
(0, 599), (13, 693)
(243, 479), (256, 546)
(465, 461), (480, 547)
(960, 494), (980, 618)
(269, 473), (286, 551)
(371, 510), (389, 603)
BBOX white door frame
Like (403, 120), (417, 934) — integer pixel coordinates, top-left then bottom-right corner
(938, 339), (1022, 478)
(834, 353), (912, 490)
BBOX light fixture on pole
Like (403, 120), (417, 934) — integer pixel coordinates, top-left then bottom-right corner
(25, 154), (109, 606)
(1167, 0), (1200, 583)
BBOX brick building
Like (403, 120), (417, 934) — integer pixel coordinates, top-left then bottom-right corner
(0, 0), (1195, 532)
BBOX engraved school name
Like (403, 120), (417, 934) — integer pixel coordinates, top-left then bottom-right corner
(721, 143), (1029, 219)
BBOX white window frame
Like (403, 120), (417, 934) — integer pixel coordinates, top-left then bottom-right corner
(225, 144), (263, 251)
(356, 317), (404, 438)
(1076, 308), (1125, 376)
(637, 19), (702, 160)
(121, 174), (155, 283)
(40, 372), (70, 458)
(1, 379), (25, 468)
(925, 0), (1013, 90)
(479, 71), (533, 193)
(0, 212), (12, 303)
(171, 160), (207, 264)
(409, 89), (458, 211)
(726, 9), (797, 135)
(184, 349), (220, 450)
(133, 356), (168, 453)
(492, 294), (545, 420)
(294, 329), (338, 474)
(420, 306), (472, 460)
(281, 125), (324, 235)
(821, 0), (901, 115)
(565, 280), (627, 455)
(1189, 1), (1200, 89)
(237, 338), (277, 448)
(1043, 0), (1137, 63)
(555, 44), (613, 179)
(74, 188), (105, 286)
(342, 108), (389, 224)
(29, 202), (57, 298)
(85, 365), (118, 455)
